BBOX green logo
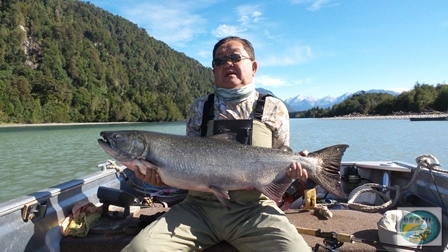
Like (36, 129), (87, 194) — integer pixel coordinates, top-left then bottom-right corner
(399, 210), (441, 244)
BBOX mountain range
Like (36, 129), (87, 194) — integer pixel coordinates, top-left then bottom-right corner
(282, 89), (400, 112)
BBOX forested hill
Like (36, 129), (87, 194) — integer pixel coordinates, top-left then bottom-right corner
(0, 0), (214, 124)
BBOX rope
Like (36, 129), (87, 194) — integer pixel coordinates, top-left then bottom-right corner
(337, 183), (400, 213)
(340, 154), (445, 213)
(105, 159), (124, 172)
(105, 160), (146, 193)
(413, 155), (447, 214)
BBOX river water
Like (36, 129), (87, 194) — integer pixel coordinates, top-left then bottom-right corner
(0, 119), (446, 203)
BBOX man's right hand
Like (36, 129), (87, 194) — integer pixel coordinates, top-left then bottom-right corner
(134, 160), (165, 187)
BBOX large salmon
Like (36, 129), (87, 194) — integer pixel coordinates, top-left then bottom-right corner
(98, 130), (348, 207)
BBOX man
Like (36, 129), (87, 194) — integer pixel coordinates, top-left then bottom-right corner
(122, 36), (311, 251)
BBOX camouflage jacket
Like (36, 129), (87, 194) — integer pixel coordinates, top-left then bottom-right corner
(186, 91), (290, 149)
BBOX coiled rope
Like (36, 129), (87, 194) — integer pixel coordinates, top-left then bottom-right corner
(338, 154), (445, 213)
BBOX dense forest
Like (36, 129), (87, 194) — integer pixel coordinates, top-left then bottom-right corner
(0, 0), (214, 124)
(293, 83), (448, 118)
(0, 1), (446, 124)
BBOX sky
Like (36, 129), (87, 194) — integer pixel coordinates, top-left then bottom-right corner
(82, 0), (448, 100)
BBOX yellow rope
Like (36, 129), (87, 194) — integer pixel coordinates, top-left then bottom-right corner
(105, 160), (123, 172)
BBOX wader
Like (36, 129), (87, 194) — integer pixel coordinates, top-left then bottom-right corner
(121, 93), (311, 252)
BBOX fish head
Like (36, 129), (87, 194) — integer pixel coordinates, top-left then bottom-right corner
(98, 131), (148, 162)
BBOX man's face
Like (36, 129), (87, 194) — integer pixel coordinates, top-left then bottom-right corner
(213, 40), (257, 89)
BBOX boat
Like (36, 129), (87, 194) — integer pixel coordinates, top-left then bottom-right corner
(410, 116), (448, 121)
(1, 155), (447, 252)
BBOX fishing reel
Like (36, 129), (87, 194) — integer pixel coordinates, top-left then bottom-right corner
(311, 229), (344, 252)
(298, 227), (349, 252)
(313, 239), (344, 252)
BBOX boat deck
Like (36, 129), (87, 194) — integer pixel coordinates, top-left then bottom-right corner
(60, 207), (386, 252)
(58, 163), (448, 252)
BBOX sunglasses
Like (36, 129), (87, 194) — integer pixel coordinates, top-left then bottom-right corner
(212, 54), (251, 68)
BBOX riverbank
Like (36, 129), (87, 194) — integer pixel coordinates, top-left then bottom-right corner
(0, 121), (148, 128)
(324, 113), (448, 120)
(2, 114), (448, 126)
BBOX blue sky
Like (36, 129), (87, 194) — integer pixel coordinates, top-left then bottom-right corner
(83, 0), (447, 100)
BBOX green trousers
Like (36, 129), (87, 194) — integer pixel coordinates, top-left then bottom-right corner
(121, 191), (311, 252)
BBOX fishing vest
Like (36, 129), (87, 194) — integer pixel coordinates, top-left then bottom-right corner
(200, 93), (273, 148)
(189, 93), (275, 205)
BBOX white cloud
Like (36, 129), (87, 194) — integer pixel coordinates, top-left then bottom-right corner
(252, 11), (262, 21)
(212, 4), (263, 38)
(255, 75), (314, 91)
(260, 45), (313, 66)
(212, 25), (247, 38)
(293, 77), (314, 85)
(121, 2), (207, 45)
(290, 0), (333, 11)
(308, 0), (332, 11)
(255, 75), (290, 87)
(389, 87), (411, 93)
(237, 5), (263, 25)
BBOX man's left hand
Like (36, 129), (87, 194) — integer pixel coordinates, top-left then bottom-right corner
(286, 162), (308, 181)
(286, 150), (309, 181)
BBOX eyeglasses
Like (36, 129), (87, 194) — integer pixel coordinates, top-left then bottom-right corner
(212, 54), (251, 68)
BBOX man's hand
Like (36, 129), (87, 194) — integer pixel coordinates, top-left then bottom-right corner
(134, 160), (165, 187)
(286, 150), (309, 181)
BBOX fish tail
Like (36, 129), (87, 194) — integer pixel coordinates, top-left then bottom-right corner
(308, 144), (349, 198)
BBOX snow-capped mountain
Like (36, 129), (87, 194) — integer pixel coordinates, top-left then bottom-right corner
(284, 90), (400, 112)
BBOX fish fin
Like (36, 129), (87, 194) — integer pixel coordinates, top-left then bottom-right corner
(260, 175), (294, 202)
(209, 185), (231, 209)
(279, 145), (293, 153)
(120, 159), (149, 175)
(308, 144), (349, 199)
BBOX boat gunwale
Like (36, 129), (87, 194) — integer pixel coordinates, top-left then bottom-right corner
(0, 168), (116, 217)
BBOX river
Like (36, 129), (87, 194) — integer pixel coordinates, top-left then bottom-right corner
(0, 119), (446, 203)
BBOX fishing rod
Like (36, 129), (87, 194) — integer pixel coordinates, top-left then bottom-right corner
(296, 227), (436, 252)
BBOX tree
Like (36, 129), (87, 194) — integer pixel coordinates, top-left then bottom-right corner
(413, 83), (437, 112)
(433, 84), (448, 112)
(0, 0), (213, 124)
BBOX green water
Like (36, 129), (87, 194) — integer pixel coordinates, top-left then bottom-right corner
(0, 122), (185, 203)
(0, 119), (446, 203)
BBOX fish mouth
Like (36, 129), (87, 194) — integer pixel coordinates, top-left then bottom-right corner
(98, 133), (135, 162)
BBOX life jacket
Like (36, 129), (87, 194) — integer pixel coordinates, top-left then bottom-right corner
(200, 93), (273, 148)
(196, 93), (307, 206)
(190, 93), (276, 205)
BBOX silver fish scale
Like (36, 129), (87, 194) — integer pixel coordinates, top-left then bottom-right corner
(144, 132), (314, 190)
(99, 130), (349, 202)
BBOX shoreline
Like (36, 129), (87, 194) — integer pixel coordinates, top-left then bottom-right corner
(323, 113), (448, 120)
(1, 114), (447, 127)
(0, 121), (148, 128)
